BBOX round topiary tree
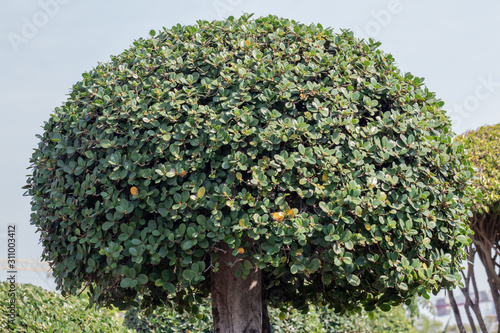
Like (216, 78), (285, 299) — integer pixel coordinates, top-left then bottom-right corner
(25, 14), (473, 332)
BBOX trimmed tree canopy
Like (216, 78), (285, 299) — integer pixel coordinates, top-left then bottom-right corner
(26, 14), (473, 314)
(456, 123), (500, 215)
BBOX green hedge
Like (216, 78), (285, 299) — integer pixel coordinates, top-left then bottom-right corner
(124, 300), (415, 333)
(0, 282), (131, 332)
(0, 281), (414, 332)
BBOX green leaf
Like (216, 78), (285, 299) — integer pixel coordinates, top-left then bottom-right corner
(181, 239), (195, 250)
(169, 144), (179, 156)
(319, 201), (329, 213)
(252, 49), (262, 59)
(164, 282), (176, 293)
(355, 257), (367, 267)
(243, 260), (253, 269)
(379, 303), (391, 312)
(182, 269), (196, 281)
(339, 230), (352, 243)
(137, 274), (148, 285)
(342, 257), (352, 264)
(100, 139), (112, 148)
(120, 278), (132, 288)
(308, 258), (321, 272)
(102, 221), (114, 231)
(186, 227), (196, 238)
(347, 274), (360, 286)
(298, 144), (305, 155)
(444, 274), (456, 282)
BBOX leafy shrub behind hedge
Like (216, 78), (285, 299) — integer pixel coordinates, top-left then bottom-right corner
(124, 299), (415, 333)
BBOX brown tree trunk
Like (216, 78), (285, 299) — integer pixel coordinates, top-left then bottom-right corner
(211, 242), (271, 333)
(449, 289), (467, 333)
(468, 250), (488, 333)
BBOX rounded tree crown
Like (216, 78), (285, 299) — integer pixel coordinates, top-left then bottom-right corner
(26, 14), (473, 313)
(456, 123), (500, 215)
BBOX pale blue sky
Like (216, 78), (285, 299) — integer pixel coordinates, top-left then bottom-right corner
(1, 0), (498, 302)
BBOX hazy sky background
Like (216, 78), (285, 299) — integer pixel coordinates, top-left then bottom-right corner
(1, 0), (498, 320)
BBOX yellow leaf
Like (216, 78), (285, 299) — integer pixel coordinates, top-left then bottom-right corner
(179, 171), (187, 177)
(286, 208), (295, 218)
(197, 186), (205, 198)
(272, 212), (285, 222)
(236, 172), (242, 180)
(322, 173), (328, 182)
(364, 223), (371, 231)
(237, 248), (245, 254)
(130, 187), (138, 196)
(245, 40), (251, 46)
(239, 219), (245, 227)
(423, 263), (427, 269)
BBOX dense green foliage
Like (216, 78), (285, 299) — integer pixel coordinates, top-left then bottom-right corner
(26, 14), (473, 314)
(455, 123), (500, 215)
(124, 300), (415, 333)
(0, 282), (131, 332)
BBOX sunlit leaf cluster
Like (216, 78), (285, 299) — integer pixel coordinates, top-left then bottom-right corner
(26, 14), (473, 313)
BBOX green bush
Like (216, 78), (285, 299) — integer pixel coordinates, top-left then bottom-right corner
(124, 300), (415, 333)
(0, 282), (131, 332)
(25, 13), (473, 314)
